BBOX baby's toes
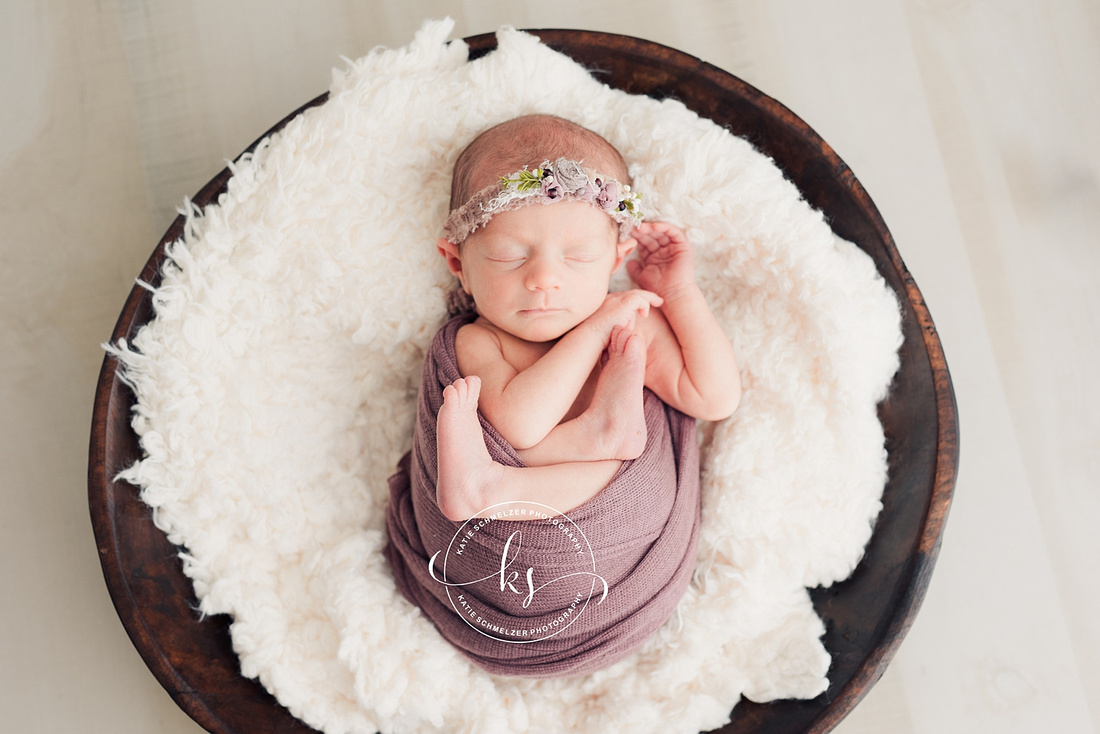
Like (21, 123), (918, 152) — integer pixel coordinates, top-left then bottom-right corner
(621, 331), (644, 362)
(607, 325), (628, 356)
(463, 375), (481, 403)
(445, 377), (471, 406)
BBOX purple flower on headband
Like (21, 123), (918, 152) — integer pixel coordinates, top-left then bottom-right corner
(541, 174), (563, 200)
(552, 159), (589, 193)
(595, 179), (621, 211)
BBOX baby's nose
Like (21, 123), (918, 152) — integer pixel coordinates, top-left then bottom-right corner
(524, 258), (563, 291)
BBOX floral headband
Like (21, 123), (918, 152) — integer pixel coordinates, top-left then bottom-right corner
(442, 157), (644, 244)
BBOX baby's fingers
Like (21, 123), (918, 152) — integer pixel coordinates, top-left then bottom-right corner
(631, 226), (663, 253)
(625, 258), (641, 281)
(634, 222), (687, 256)
(626, 288), (664, 309)
(635, 220), (686, 240)
(621, 290), (662, 320)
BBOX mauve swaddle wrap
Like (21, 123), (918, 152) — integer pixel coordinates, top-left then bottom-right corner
(384, 313), (701, 678)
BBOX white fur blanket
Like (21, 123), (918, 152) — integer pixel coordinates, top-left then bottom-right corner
(111, 19), (902, 734)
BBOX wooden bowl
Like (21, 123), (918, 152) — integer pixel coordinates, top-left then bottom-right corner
(89, 30), (958, 734)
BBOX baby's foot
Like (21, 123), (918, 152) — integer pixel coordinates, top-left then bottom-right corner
(436, 376), (504, 521)
(583, 326), (648, 460)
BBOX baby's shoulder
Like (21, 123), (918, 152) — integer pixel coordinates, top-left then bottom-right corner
(455, 319), (502, 351)
(454, 319), (507, 375)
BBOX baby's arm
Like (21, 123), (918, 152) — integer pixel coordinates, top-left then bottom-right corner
(455, 290), (660, 450)
(436, 376), (623, 521)
(514, 325), (648, 466)
(628, 222), (741, 421)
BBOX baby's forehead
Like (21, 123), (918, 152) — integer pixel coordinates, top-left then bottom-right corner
(467, 201), (621, 248)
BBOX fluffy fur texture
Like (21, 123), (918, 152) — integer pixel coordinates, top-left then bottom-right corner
(110, 19), (902, 734)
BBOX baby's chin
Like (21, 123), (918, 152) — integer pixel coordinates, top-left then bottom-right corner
(504, 311), (583, 343)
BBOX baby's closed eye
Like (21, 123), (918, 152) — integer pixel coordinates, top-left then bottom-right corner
(563, 248), (600, 263)
(485, 249), (526, 264)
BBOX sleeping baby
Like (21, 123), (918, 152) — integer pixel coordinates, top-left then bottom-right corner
(436, 114), (741, 519)
(384, 114), (741, 678)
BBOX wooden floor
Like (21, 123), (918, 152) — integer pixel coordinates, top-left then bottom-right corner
(1, 1), (1096, 732)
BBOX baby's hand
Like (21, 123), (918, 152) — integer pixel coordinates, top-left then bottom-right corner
(581, 289), (663, 341)
(626, 222), (697, 302)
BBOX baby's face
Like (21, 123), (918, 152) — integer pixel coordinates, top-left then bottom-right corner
(455, 202), (631, 343)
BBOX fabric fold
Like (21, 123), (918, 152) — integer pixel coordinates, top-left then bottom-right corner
(384, 313), (701, 678)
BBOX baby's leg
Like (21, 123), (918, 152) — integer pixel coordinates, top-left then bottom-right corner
(436, 376), (621, 522)
(516, 326), (648, 467)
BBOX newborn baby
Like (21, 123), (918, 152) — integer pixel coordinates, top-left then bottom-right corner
(384, 114), (741, 677)
(434, 114), (741, 521)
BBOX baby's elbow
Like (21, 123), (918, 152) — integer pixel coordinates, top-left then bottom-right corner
(497, 421), (543, 452)
(714, 396), (741, 422)
(697, 385), (741, 422)
(508, 436), (539, 452)
(723, 383), (742, 417)
(697, 404), (736, 422)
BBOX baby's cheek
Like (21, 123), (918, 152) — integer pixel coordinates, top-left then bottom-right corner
(579, 286), (610, 321)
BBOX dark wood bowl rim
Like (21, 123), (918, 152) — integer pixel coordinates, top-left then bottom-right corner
(88, 29), (958, 734)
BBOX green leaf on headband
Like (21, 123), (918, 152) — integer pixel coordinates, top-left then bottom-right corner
(500, 167), (544, 192)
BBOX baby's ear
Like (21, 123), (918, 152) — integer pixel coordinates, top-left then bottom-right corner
(613, 235), (638, 272)
(437, 237), (465, 282)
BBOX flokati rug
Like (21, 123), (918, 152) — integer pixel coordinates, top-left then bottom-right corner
(111, 19), (902, 734)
